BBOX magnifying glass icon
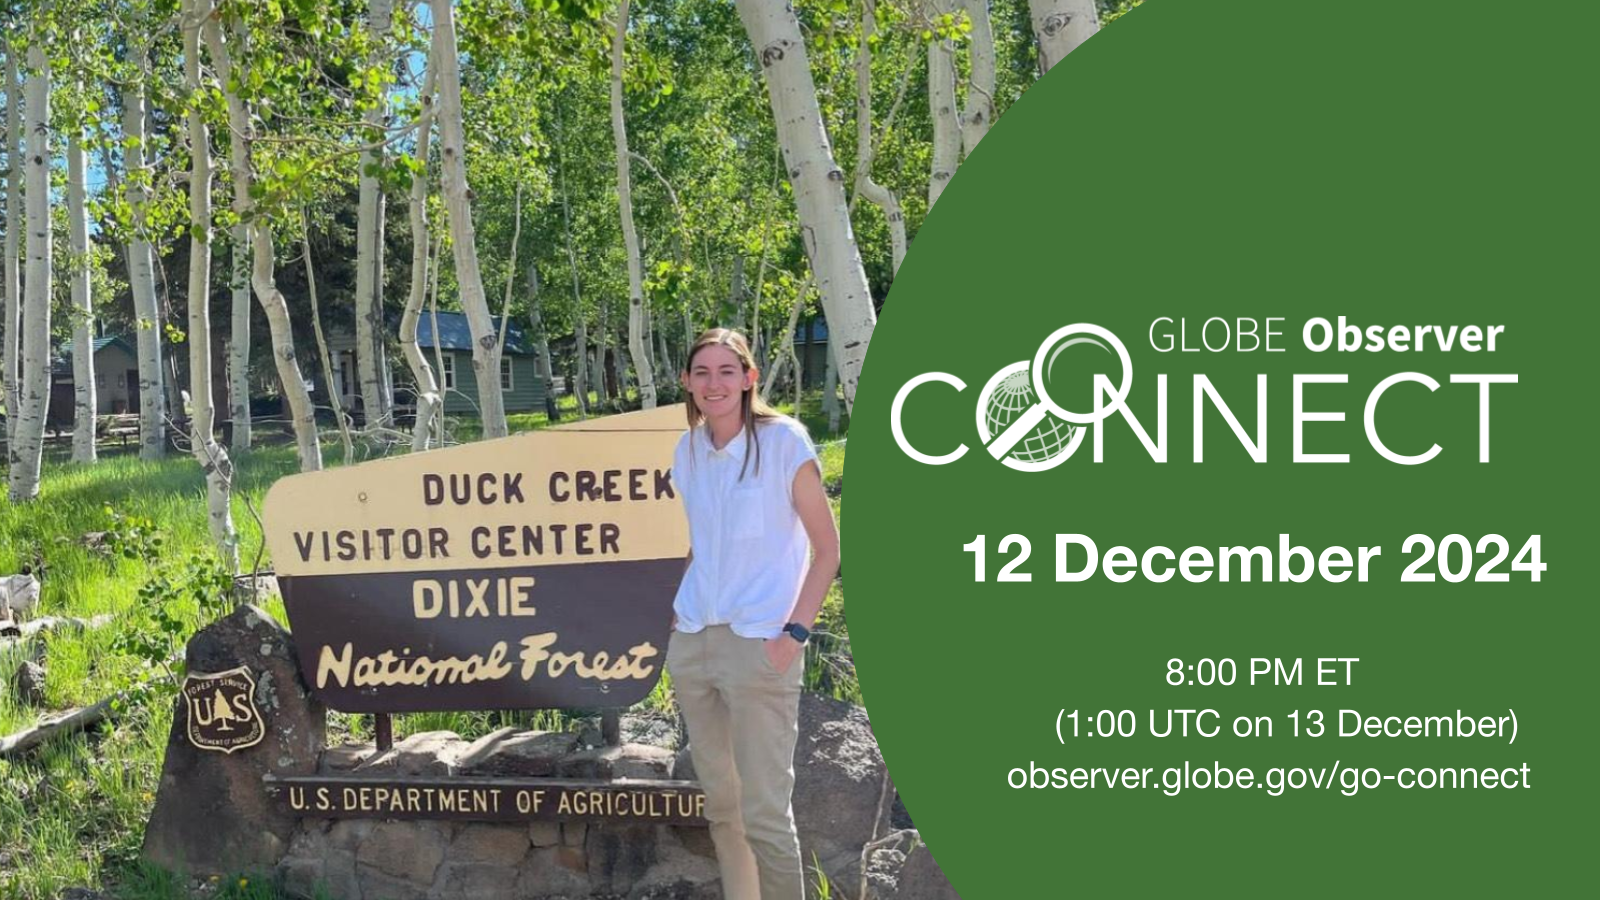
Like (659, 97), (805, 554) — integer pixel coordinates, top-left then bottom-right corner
(985, 323), (1134, 460)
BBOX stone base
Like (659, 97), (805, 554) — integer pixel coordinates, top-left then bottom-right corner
(276, 733), (719, 900)
(268, 695), (961, 898)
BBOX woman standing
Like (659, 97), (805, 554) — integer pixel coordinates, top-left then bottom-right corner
(667, 328), (840, 900)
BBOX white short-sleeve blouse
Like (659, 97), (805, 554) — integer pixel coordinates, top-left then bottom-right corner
(670, 416), (820, 638)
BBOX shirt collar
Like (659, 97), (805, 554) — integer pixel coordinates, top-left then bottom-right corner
(702, 422), (749, 463)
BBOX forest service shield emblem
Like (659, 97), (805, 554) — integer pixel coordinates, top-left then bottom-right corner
(182, 666), (266, 754)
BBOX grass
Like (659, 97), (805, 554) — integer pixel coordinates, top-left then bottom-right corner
(0, 389), (850, 899)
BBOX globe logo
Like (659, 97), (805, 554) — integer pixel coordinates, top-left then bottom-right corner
(975, 359), (1085, 471)
(974, 324), (1131, 472)
(983, 367), (1077, 465)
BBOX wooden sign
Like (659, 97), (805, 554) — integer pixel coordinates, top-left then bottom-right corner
(263, 775), (707, 826)
(183, 666), (266, 754)
(262, 406), (690, 713)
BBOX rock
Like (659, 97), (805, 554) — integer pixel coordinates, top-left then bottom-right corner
(529, 821), (561, 847)
(357, 731), (468, 776)
(627, 828), (722, 900)
(457, 728), (578, 777)
(792, 693), (896, 878)
(56, 889), (107, 900)
(516, 846), (593, 897)
(436, 861), (519, 899)
(558, 742), (675, 780)
(277, 846), (358, 900)
(450, 823), (531, 864)
(0, 572), (39, 615)
(319, 741), (374, 773)
(863, 830), (960, 900)
(586, 823), (658, 896)
(141, 605), (326, 877)
(356, 820), (449, 884)
(620, 712), (682, 749)
(13, 660), (46, 706)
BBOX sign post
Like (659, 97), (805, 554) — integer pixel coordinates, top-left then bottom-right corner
(259, 406), (703, 826)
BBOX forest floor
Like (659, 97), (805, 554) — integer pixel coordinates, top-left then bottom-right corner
(0, 390), (849, 900)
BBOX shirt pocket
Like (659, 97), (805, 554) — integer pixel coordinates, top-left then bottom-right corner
(728, 486), (767, 540)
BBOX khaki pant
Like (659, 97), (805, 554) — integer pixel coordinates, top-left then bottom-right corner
(667, 625), (805, 900)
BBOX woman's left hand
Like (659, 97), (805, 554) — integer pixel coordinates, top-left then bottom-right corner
(764, 637), (803, 674)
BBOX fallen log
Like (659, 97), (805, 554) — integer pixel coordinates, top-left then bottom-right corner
(0, 614), (114, 645)
(0, 698), (115, 757)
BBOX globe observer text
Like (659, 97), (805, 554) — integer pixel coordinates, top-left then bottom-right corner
(889, 318), (1515, 467)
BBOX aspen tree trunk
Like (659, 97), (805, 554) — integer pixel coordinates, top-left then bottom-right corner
(495, 182), (522, 357)
(301, 223), (354, 465)
(3, 54), (20, 450)
(655, 322), (670, 384)
(247, 222), (323, 472)
(610, 0), (655, 408)
(120, 45), (166, 459)
(822, 346), (840, 434)
(558, 146), (588, 419)
(734, 0), (875, 412)
(227, 228), (250, 449)
(526, 261), (558, 421)
(356, 0), (396, 428)
(927, 26), (959, 209)
(224, 22), (251, 452)
(427, 232), (447, 445)
(7, 41), (51, 502)
(203, 18), (322, 472)
(401, 50), (441, 450)
(761, 289), (805, 399)
(855, 0), (905, 272)
(959, 0), (996, 155)
(182, 0), (238, 565)
(1029, 0), (1099, 74)
(729, 253), (746, 330)
(596, 302), (611, 402)
(69, 125), (96, 464)
(429, 0), (507, 438)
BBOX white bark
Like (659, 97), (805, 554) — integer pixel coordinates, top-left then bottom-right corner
(429, 0), (507, 438)
(927, 26), (959, 208)
(3, 53), (20, 451)
(495, 182), (522, 357)
(427, 232), (447, 446)
(120, 43), (166, 459)
(654, 320), (670, 386)
(611, 0), (655, 409)
(356, 0), (396, 428)
(227, 226), (251, 449)
(401, 49), (441, 451)
(734, 0), (875, 412)
(183, 0), (238, 566)
(7, 41), (50, 503)
(1030, 0), (1100, 74)
(761, 287), (805, 399)
(822, 344), (840, 434)
(68, 125), (96, 464)
(526, 261), (558, 420)
(301, 222), (354, 465)
(203, 17), (322, 472)
(224, 19), (251, 451)
(557, 142), (588, 419)
(855, 0), (905, 272)
(959, 0), (996, 156)
(249, 224), (323, 472)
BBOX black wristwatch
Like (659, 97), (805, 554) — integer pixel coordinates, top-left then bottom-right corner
(782, 622), (811, 645)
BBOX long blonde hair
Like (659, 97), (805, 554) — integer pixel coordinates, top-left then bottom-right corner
(684, 328), (780, 480)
